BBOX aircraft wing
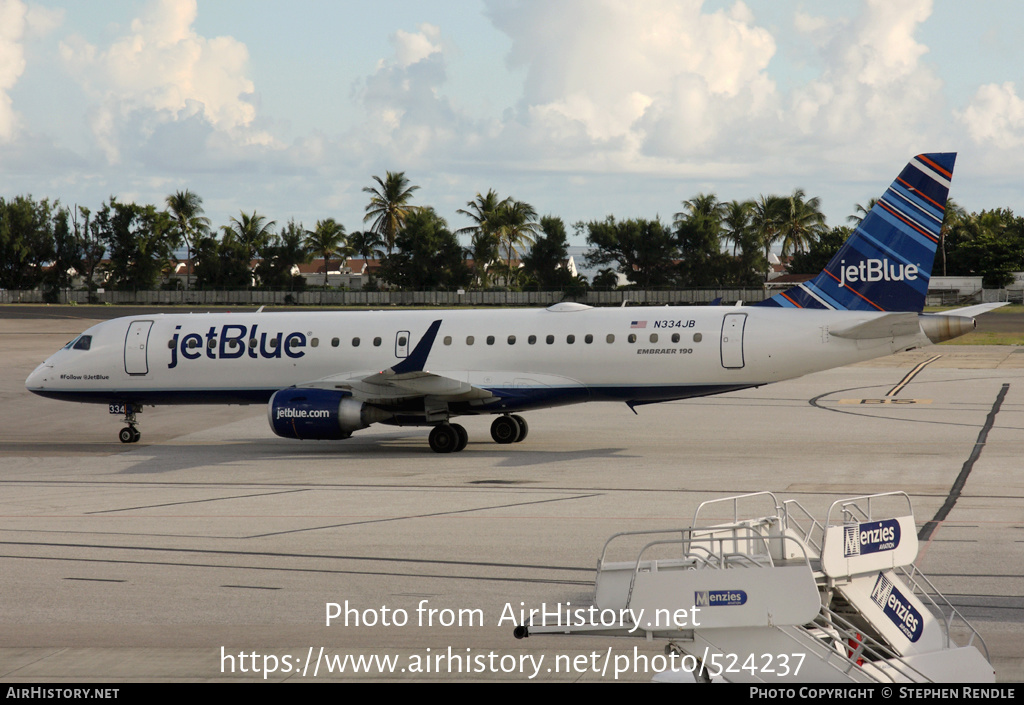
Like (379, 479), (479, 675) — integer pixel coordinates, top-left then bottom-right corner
(308, 369), (498, 405)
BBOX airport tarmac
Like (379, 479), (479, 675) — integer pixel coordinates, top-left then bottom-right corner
(1, 309), (1022, 682)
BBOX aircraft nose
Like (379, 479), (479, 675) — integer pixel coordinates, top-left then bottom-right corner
(25, 361), (52, 392)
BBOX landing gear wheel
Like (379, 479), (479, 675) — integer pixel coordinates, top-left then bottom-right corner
(490, 415), (521, 444)
(130, 427), (141, 443)
(119, 427), (137, 444)
(452, 423), (468, 452)
(510, 415), (528, 442)
(429, 424), (459, 453)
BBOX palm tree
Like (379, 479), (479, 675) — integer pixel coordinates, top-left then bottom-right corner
(165, 190), (210, 291)
(939, 198), (967, 276)
(493, 199), (539, 283)
(847, 198), (879, 227)
(304, 218), (349, 288)
(722, 200), (753, 256)
(224, 211), (276, 268)
(752, 194), (785, 278)
(777, 189), (826, 257)
(457, 189), (508, 288)
(347, 230), (385, 286)
(363, 171), (420, 254)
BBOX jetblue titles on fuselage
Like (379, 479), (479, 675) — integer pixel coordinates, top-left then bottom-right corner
(168, 324), (307, 368)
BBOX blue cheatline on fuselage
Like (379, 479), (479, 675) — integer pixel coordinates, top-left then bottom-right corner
(756, 153), (955, 313)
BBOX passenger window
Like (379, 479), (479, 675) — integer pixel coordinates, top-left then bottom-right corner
(606, 334), (615, 344)
(167, 339), (174, 349)
(352, 337), (360, 347)
(566, 334), (575, 344)
(628, 334), (637, 343)
(187, 339), (198, 349)
(693, 333), (703, 343)
(331, 337), (340, 347)
(508, 335), (516, 345)
(310, 338), (319, 348)
(398, 336), (407, 346)
(650, 333), (658, 343)
(546, 335), (554, 344)
(487, 335), (495, 345)
(528, 335), (537, 345)
(373, 337), (382, 347)
(208, 338), (217, 349)
(250, 338), (258, 349)
(584, 334), (593, 344)
(672, 333), (680, 343)
(229, 340), (239, 350)
(444, 336), (452, 345)
(466, 336), (475, 345)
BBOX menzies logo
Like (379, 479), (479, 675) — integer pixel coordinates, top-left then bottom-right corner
(843, 519), (901, 557)
(168, 324), (307, 369)
(694, 590), (747, 607)
(838, 259), (919, 288)
(870, 573), (923, 642)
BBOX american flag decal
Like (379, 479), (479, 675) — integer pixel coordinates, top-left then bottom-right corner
(630, 321), (647, 329)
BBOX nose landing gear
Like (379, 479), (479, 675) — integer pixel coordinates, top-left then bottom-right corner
(113, 402), (142, 444)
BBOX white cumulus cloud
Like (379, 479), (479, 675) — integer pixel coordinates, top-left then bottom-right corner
(959, 81), (1024, 149)
(0, 0), (28, 141)
(59, 0), (266, 163)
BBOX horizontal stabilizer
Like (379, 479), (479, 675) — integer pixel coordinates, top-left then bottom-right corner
(829, 313), (921, 340)
(942, 302), (1008, 318)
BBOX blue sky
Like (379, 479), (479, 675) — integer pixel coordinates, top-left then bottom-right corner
(3, 0), (1024, 244)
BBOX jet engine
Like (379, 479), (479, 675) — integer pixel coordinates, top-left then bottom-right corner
(918, 314), (975, 344)
(268, 388), (390, 440)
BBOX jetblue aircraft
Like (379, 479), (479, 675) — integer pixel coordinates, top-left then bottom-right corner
(26, 153), (1000, 452)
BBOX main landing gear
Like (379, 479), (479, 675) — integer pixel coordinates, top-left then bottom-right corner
(426, 414), (528, 453)
(491, 414), (528, 444)
(428, 422), (468, 453)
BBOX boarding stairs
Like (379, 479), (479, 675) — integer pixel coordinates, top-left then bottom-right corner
(515, 492), (994, 683)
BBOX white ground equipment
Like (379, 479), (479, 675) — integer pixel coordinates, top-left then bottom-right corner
(513, 492), (994, 683)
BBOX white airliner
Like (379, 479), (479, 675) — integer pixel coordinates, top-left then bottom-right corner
(26, 153), (1001, 452)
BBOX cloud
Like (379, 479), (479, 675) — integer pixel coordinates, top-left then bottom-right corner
(485, 0), (778, 161)
(58, 0), (267, 163)
(787, 0), (942, 155)
(959, 82), (1024, 149)
(0, 0), (28, 141)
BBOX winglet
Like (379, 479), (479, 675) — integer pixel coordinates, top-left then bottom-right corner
(756, 153), (956, 313)
(390, 320), (442, 374)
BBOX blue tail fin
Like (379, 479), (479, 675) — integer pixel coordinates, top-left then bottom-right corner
(756, 153), (955, 313)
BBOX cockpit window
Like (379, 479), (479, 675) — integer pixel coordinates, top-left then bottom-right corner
(72, 335), (92, 351)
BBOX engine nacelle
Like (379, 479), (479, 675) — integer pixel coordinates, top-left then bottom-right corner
(918, 314), (975, 344)
(268, 388), (389, 440)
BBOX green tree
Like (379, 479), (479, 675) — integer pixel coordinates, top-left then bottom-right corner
(363, 171), (420, 254)
(522, 215), (574, 290)
(304, 218), (349, 288)
(776, 188), (827, 256)
(493, 199), (539, 283)
(94, 198), (175, 290)
(223, 211), (276, 271)
(165, 190), (210, 291)
(192, 234), (252, 289)
(378, 208), (471, 290)
(457, 189), (507, 288)
(584, 217), (678, 289)
(674, 193), (731, 287)
(256, 219), (310, 289)
(0, 195), (57, 290)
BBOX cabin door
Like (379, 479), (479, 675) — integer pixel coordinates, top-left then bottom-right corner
(124, 320), (153, 375)
(720, 313), (746, 369)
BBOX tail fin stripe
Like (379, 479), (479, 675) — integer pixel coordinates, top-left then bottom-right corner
(779, 291), (802, 308)
(888, 183), (944, 224)
(876, 201), (939, 244)
(821, 268), (886, 311)
(799, 283), (839, 309)
(916, 155), (953, 182)
(888, 179), (942, 217)
(855, 229), (917, 268)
